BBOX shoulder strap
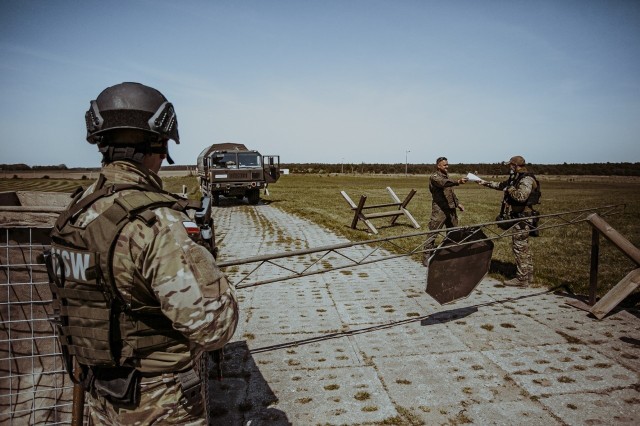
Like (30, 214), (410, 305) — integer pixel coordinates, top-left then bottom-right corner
(84, 190), (188, 307)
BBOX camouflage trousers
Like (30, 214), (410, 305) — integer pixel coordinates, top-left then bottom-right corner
(423, 205), (458, 265)
(512, 221), (533, 281)
(428, 205), (459, 234)
(88, 359), (209, 425)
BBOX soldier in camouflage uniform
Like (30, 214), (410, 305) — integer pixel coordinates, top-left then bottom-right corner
(48, 83), (238, 425)
(477, 155), (540, 287)
(423, 157), (467, 265)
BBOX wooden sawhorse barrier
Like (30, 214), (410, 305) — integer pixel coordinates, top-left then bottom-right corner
(567, 213), (640, 319)
(340, 187), (420, 234)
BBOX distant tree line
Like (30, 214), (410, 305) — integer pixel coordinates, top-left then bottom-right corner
(281, 162), (640, 176)
(0, 164), (98, 171)
(0, 163), (71, 171)
(3, 162), (640, 176)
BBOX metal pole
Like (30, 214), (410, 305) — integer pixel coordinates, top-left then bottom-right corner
(405, 150), (410, 176)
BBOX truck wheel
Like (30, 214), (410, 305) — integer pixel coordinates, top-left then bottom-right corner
(236, 195), (245, 200)
(247, 189), (260, 205)
(213, 193), (220, 206)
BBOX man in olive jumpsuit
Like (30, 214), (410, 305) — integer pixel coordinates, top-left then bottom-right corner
(50, 83), (238, 425)
(477, 155), (540, 287)
(423, 156), (467, 265)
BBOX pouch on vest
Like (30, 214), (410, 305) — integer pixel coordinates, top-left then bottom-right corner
(495, 214), (513, 230)
(93, 366), (140, 406)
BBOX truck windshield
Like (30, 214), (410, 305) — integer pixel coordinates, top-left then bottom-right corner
(238, 153), (262, 168)
(211, 153), (238, 168)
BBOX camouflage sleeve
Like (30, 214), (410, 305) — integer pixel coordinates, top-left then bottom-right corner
(507, 176), (534, 203)
(430, 173), (458, 189)
(142, 207), (239, 351)
(482, 179), (508, 191)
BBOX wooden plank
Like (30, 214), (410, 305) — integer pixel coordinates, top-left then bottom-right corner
(588, 214), (640, 266)
(387, 187), (402, 225)
(590, 268), (640, 320)
(361, 216), (379, 234)
(400, 188), (417, 209)
(361, 202), (400, 210)
(401, 207), (421, 229)
(340, 191), (357, 209)
(386, 187), (401, 203)
(365, 211), (404, 219)
(353, 195), (367, 230)
(589, 228), (599, 306)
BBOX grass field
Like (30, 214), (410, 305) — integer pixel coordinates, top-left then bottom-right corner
(2, 173), (638, 297)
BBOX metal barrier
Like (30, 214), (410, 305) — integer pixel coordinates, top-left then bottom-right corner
(219, 204), (625, 290)
(0, 226), (74, 425)
(0, 201), (628, 424)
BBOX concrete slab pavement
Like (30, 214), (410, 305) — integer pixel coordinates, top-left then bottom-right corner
(209, 203), (640, 425)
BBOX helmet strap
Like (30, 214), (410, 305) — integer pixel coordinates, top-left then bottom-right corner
(99, 145), (148, 164)
(149, 141), (174, 165)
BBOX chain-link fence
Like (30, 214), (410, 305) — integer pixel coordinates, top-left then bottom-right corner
(0, 191), (75, 424)
(1, 226), (73, 425)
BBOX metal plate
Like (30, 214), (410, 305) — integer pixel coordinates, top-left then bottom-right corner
(426, 227), (494, 305)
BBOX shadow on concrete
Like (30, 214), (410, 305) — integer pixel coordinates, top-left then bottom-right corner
(553, 286), (640, 320)
(209, 341), (290, 425)
(214, 197), (253, 207)
(213, 197), (282, 208)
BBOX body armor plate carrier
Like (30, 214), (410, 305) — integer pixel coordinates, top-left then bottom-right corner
(506, 172), (541, 207)
(46, 176), (199, 384)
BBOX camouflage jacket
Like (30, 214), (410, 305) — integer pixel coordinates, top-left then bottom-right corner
(429, 170), (460, 210)
(74, 161), (239, 373)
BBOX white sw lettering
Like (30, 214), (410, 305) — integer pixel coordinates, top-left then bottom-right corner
(71, 252), (90, 282)
(51, 246), (94, 284)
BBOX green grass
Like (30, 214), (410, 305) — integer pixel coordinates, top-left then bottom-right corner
(2, 173), (639, 297)
(265, 174), (640, 297)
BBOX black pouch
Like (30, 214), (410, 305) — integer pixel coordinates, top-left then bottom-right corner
(93, 367), (140, 406)
(495, 214), (512, 230)
(529, 210), (540, 237)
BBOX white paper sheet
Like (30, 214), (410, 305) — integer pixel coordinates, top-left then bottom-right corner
(466, 172), (482, 182)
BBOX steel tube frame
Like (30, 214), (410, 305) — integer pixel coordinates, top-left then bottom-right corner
(217, 204), (625, 289)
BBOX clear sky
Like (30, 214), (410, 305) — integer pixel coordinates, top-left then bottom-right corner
(1, 0), (639, 167)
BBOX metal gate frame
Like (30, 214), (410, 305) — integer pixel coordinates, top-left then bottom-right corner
(0, 203), (626, 424)
(218, 204), (625, 289)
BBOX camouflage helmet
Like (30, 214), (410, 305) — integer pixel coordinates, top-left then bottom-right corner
(508, 155), (526, 166)
(85, 82), (179, 145)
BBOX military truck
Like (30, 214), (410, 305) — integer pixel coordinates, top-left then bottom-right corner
(197, 143), (280, 206)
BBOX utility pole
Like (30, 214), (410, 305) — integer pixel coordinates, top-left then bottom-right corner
(405, 150), (410, 176)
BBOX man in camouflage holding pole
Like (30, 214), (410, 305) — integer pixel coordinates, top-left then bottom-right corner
(47, 82), (238, 424)
(423, 156), (467, 266)
(477, 155), (541, 287)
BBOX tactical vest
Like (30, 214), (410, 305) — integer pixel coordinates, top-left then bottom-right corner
(47, 176), (198, 372)
(506, 172), (541, 207)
